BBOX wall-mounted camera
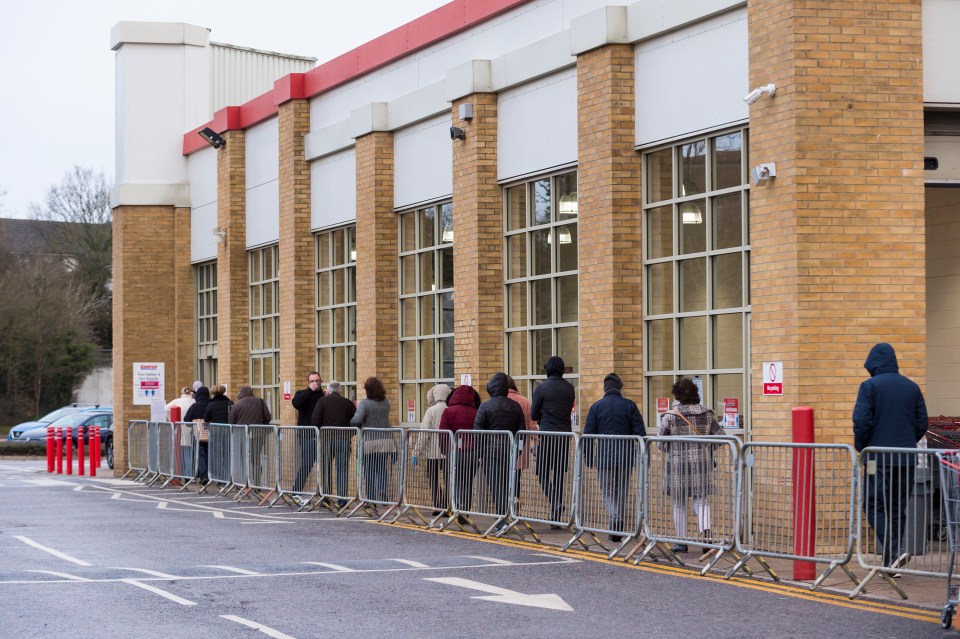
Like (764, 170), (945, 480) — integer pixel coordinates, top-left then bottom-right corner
(752, 163), (777, 186)
(744, 83), (776, 105)
(450, 126), (465, 141)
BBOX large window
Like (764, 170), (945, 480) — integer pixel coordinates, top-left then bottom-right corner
(195, 261), (218, 386)
(249, 244), (279, 419)
(504, 170), (579, 401)
(643, 130), (749, 432)
(399, 202), (454, 422)
(316, 225), (357, 400)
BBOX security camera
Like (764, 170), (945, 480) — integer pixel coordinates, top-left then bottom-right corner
(743, 83), (776, 105)
(450, 126), (465, 141)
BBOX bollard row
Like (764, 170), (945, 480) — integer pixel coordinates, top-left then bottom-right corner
(46, 425), (102, 477)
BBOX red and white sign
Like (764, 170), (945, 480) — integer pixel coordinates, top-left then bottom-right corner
(133, 362), (165, 406)
(762, 361), (783, 395)
(657, 398), (670, 415)
(407, 399), (416, 423)
(283, 381), (291, 401)
(723, 398), (739, 428)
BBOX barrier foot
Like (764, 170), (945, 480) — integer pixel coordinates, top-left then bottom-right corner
(724, 552), (751, 580)
(160, 476), (175, 489)
(427, 510), (448, 529)
(234, 487), (254, 502)
(836, 564), (862, 591)
(699, 548), (725, 576)
(177, 478), (195, 493)
(810, 561), (852, 592)
(334, 499), (355, 517)
(376, 504), (398, 522)
(257, 489), (277, 507)
(632, 540), (660, 566)
(578, 532), (601, 552)
(608, 535), (633, 560)
(482, 517), (505, 538)
(561, 530), (584, 552)
(217, 482), (234, 497)
(345, 500), (367, 518)
(265, 491), (285, 508)
(622, 536), (647, 563)
(120, 468), (136, 481)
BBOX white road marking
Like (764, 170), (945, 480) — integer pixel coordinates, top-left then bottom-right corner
(122, 579), (196, 606)
(301, 561), (354, 572)
(113, 567), (181, 579)
(204, 565), (262, 575)
(27, 570), (92, 582)
(14, 536), (92, 567)
(388, 558), (430, 568)
(465, 556), (514, 565)
(221, 615), (296, 639)
(424, 577), (574, 611)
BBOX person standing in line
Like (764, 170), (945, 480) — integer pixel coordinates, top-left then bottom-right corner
(165, 386), (195, 422)
(583, 373), (646, 542)
(229, 386), (272, 487)
(853, 342), (928, 569)
(530, 356), (576, 527)
(350, 377), (393, 503)
(506, 376), (537, 502)
(291, 372), (324, 503)
(185, 386), (212, 482)
(166, 386), (198, 478)
(439, 384), (481, 516)
(312, 380), (358, 508)
(414, 383), (452, 514)
(658, 378), (724, 554)
(474, 372), (526, 528)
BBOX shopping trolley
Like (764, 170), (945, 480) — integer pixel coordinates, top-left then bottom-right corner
(937, 451), (960, 628)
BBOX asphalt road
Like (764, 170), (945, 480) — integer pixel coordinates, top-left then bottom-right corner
(0, 460), (948, 639)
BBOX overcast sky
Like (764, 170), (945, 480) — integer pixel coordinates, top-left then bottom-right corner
(0, 0), (449, 218)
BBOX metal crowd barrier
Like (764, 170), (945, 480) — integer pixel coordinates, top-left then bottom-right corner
(205, 423), (232, 494)
(145, 421), (161, 482)
(631, 436), (740, 574)
(565, 434), (645, 558)
(347, 428), (404, 520)
(393, 428), (453, 527)
(169, 422), (198, 490)
(151, 421), (175, 487)
(500, 431), (577, 541)
(229, 425), (249, 498)
(123, 420), (149, 480)
(275, 426), (319, 509)
(852, 446), (949, 600)
(318, 427), (360, 513)
(440, 430), (516, 537)
(242, 425), (278, 504)
(727, 442), (858, 590)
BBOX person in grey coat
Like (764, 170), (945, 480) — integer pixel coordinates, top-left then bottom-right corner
(350, 377), (393, 503)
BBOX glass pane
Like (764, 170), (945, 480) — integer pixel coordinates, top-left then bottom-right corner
(333, 346), (346, 381)
(532, 278), (552, 326)
(250, 250), (261, 283)
(679, 200), (706, 254)
(401, 213), (416, 253)
(556, 224), (577, 272)
(556, 172), (577, 220)
(419, 295), (436, 335)
(713, 193), (743, 250)
(268, 247), (277, 278)
(507, 283), (527, 328)
(679, 141), (706, 196)
(679, 258), (707, 312)
(713, 314), (744, 369)
(263, 353), (276, 384)
(332, 229), (345, 266)
(556, 275), (578, 324)
(713, 253), (743, 309)
(263, 317), (274, 349)
(420, 339), (436, 379)
(507, 331), (528, 377)
(441, 292), (454, 334)
(251, 357), (262, 386)
(419, 207), (436, 248)
(533, 179), (551, 226)
(531, 229), (551, 276)
(646, 205), (673, 259)
(347, 226), (356, 263)
(346, 345), (356, 383)
(401, 341), (417, 379)
(507, 234), (527, 279)
(646, 148), (673, 203)
(713, 373), (744, 429)
(440, 202), (454, 244)
(346, 267), (356, 303)
(647, 262), (673, 315)
(441, 336), (455, 379)
(506, 185), (527, 231)
(440, 247), (454, 290)
(531, 328), (552, 376)
(319, 349), (332, 380)
(401, 298), (416, 337)
(347, 306), (356, 341)
(251, 319), (262, 351)
(250, 284), (261, 317)
(333, 307), (346, 343)
(402, 385), (417, 423)
(714, 132), (742, 191)
(647, 319), (673, 371)
(318, 309), (331, 345)
(557, 326), (578, 374)
(419, 251), (436, 292)
(679, 316), (707, 370)
(646, 375), (674, 425)
(332, 269), (344, 305)
(400, 255), (417, 295)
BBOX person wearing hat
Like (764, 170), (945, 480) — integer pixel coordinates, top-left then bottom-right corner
(530, 355), (576, 526)
(583, 373), (646, 542)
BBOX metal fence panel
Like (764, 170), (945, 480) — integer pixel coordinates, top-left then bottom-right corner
(124, 421), (148, 479)
(170, 422), (198, 488)
(350, 428), (404, 519)
(444, 430), (516, 536)
(230, 425), (249, 491)
(277, 426), (319, 505)
(156, 422), (175, 486)
(146, 421), (161, 479)
(318, 427), (360, 510)
(206, 423), (232, 490)
(396, 428), (453, 526)
(512, 431), (578, 528)
(247, 425), (278, 494)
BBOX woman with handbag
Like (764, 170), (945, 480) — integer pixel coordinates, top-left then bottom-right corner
(657, 378), (724, 553)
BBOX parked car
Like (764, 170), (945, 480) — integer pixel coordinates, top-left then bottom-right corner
(7, 404), (111, 442)
(18, 411), (114, 469)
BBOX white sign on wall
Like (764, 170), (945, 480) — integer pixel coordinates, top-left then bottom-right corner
(763, 361), (783, 395)
(133, 362), (165, 406)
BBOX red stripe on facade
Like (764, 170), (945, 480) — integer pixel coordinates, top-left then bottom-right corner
(183, 0), (530, 155)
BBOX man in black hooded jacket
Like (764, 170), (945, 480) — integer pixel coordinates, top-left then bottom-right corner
(474, 372), (526, 522)
(531, 356), (576, 525)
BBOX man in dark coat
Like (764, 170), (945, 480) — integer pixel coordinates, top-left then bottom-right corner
(184, 387), (211, 482)
(474, 372), (526, 521)
(584, 373), (646, 540)
(530, 356), (576, 525)
(290, 372), (324, 500)
(311, 380), (358, 503)
(853, 342), (928, 568)
(229, 386), (272, 487)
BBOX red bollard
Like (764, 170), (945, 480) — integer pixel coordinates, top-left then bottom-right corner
(78, 426), (85, 476)
(89, 426), (97, 478)
(55, 428), (63, 474)
(94, 427), (101, 469)
(46, 426), (54, 473)
(792, 406), (816, 581)
(65, 428), (73, 475)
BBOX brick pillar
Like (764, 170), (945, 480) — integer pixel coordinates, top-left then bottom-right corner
(452, 94), (503, 393)
(173, 207), (195, 388)
(112, 206), (178, 475)
(277, 99), (313, 424)
(216, 129), (249, 394)
(748, 0), (925, 441)
(576, 44), (643, 416)
(354, 131), (399, 423)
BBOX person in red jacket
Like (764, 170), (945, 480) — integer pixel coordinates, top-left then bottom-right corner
(440, 385), (480, 513)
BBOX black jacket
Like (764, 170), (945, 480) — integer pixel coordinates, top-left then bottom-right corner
(292, 388), (324, 426)
(531, 356), (576, 432)
(203, 394), (233, 425)
(183, 387), (210, 422)
(474, 373), (526, 434)
(853, 342), (928, 454)
(311, 392), (357, 427)
(583, 376), (646, 470)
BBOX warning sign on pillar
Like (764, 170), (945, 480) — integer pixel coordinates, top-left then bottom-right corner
(763, 361), (784, 395)
(283, 381), (291, 401)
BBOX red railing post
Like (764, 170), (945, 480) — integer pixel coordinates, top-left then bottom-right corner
(89, 426), (97, 478)
(792, 406), (816, 580)
(94, 427), (101, 469)
(46, 426), (54, 473)
(65, 428), (73, 475)
(78, 426), (85, 476)
(55, 428), (63, 474)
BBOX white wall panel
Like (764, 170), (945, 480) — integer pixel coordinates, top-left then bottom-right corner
(245, 117), (279, 188)
(923, 0), (960, 104)
(394, 116), (453, 209)
(191, 202), (218, 263)
(188, 146), (217, 208)
(211, 44), (315, 112)
(635, 10), (748, 147)
(311, 148), (357, 230)
(246, 180), (279, 248)
(498, 69), (578, 181)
